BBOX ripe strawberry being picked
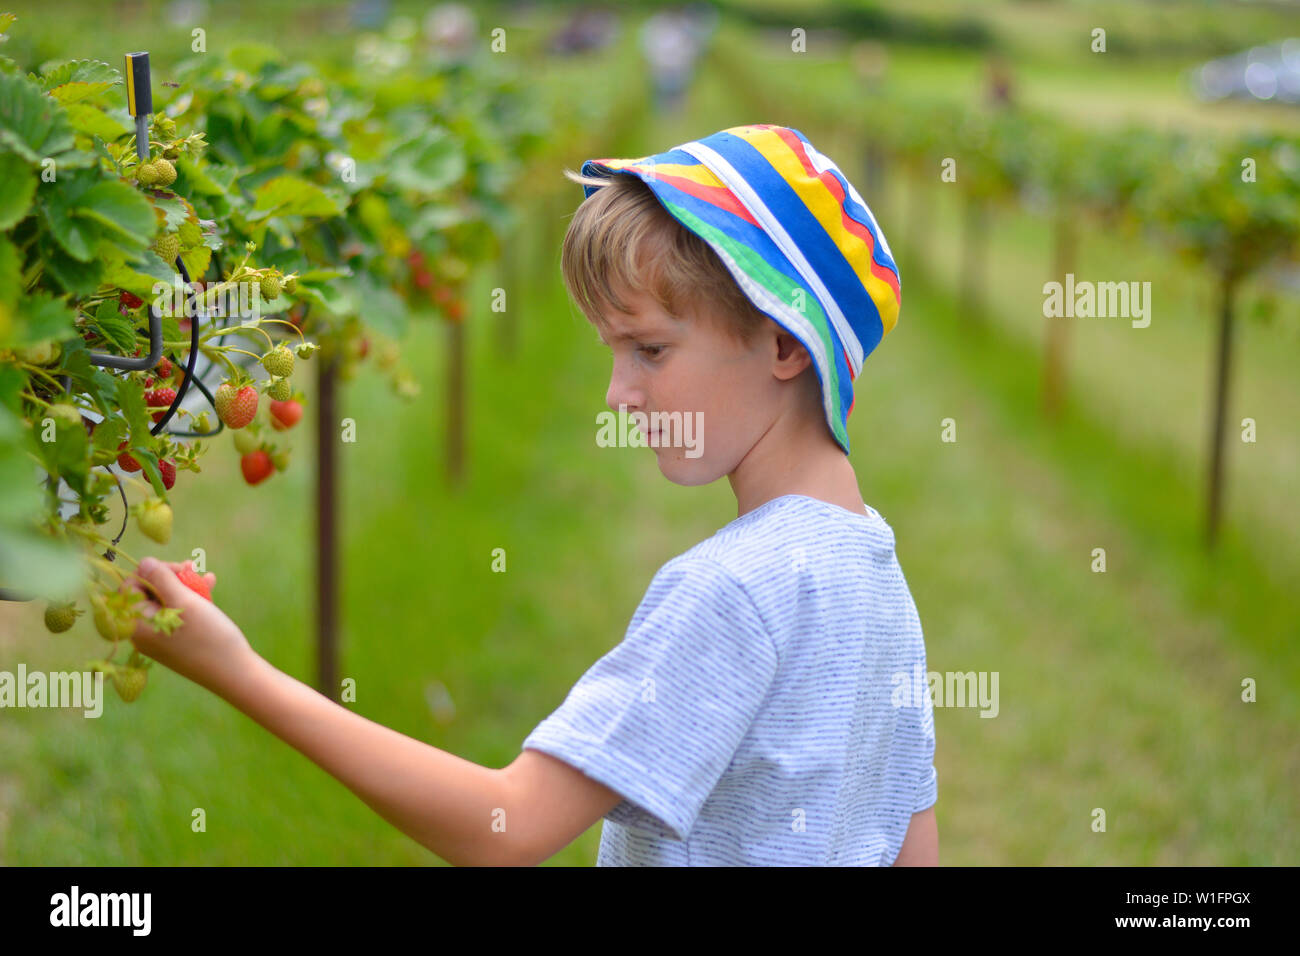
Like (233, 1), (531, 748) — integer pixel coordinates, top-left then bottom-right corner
(269, 398), (303, 431)
(175, 560), (214, 602)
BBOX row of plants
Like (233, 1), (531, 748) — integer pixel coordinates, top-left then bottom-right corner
(716, 36), (1300, 548)
(0, 12), (553, 698)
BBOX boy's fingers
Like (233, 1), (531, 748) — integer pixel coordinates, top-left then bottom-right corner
(134, 557), (193, 607)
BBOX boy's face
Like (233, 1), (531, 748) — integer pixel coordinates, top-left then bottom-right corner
(595, 285), (806, 486)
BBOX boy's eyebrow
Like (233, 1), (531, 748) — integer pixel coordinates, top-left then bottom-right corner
(596, 323), (656, 345)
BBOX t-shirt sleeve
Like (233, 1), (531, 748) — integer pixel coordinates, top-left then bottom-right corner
(521, 555), (779, 843)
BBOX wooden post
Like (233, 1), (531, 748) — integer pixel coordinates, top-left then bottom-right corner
(447, 317), (466, 486)
(1043, 211), (1076, 420)
(961, 194), (988, 321)
(1205, 271), (1236, 551)
(315, 352), (339, 698)
(499, 231), (518, 360)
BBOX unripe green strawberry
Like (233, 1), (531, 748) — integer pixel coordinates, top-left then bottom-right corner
(271, 449), (290, 472)
(154, 232), (180, 264)
(153, 158), (177, 187)
(112, 666), (148, 703)
(259, 272), (282, 300)
(260, 345), (295, 378)
(137, 498), (172, 545)
(215, 382), (258, 429)
(43, 601), (80, 633)
(91, 595), (133, 643)
(136, 162), (159, 186)
(18, 340), (60, 365)
(266, 376), (292, 401)
(232, 427), (260, 455)
(46, 403), (83, 429)
(282, 274), (297, 295)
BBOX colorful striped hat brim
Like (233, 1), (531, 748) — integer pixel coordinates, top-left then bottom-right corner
(579, 124), (901, 455)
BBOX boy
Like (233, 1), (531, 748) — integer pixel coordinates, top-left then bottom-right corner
(124, 124), (937, 867)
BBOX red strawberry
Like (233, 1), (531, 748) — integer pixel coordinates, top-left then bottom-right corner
(240, 449), (274, 485)
(175, 561), (213, 601)
(269, 398), (303, 431)
(144, 386), (177, 423)
(215, 383), (258, 429)
(158, 458), (176, 490)
(156, 356), (173, 379)
(119, 291), (144, 310)
(116, 441), (142, 473)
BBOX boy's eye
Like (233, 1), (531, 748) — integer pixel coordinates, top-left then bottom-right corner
(638, 345), (665, 359)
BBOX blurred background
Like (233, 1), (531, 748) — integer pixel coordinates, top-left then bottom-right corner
(0, 0), (1297, 865)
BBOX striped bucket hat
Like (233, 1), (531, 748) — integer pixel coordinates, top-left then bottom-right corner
(578, 124), (901, 455)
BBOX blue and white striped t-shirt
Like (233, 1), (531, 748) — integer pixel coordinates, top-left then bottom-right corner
(521, 493), (937, 865)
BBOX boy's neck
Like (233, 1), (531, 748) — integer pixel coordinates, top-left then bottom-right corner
(728, 428), (866, 520)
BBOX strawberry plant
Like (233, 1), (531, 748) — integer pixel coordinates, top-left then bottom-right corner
(0, 12), (554, 701)
(0, 19), (330, 689)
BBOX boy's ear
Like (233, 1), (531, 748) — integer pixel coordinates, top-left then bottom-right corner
(771, 329), (812, 382)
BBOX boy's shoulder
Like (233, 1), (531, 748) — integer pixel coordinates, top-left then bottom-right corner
(664, 494), (895, 594)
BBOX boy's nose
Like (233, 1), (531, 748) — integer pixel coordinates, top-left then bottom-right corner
(606, 354), (645, 413)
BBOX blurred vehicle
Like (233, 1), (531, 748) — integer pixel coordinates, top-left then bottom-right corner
(549, 7), (620, 56)
(1191, 39), (1300, 105)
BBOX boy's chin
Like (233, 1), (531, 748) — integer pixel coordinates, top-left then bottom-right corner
(652, 449), (720, 486)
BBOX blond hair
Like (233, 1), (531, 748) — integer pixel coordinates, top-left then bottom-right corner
(559, 168), (773, 347)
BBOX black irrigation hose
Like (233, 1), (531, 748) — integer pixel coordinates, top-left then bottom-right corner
(150, 256), (225, 439)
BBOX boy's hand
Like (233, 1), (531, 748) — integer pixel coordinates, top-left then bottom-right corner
(124, 557), (260, 696)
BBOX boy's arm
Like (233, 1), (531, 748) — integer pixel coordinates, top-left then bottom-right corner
(124, 559), (623, 866)
(892, 806), (939, 866)
(500, 750), (625, 865)
(224, 655), (622, 867)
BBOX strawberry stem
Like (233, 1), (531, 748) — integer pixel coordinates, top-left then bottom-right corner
(20, 364), (67, 389)
(259, 318), (306, 345)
